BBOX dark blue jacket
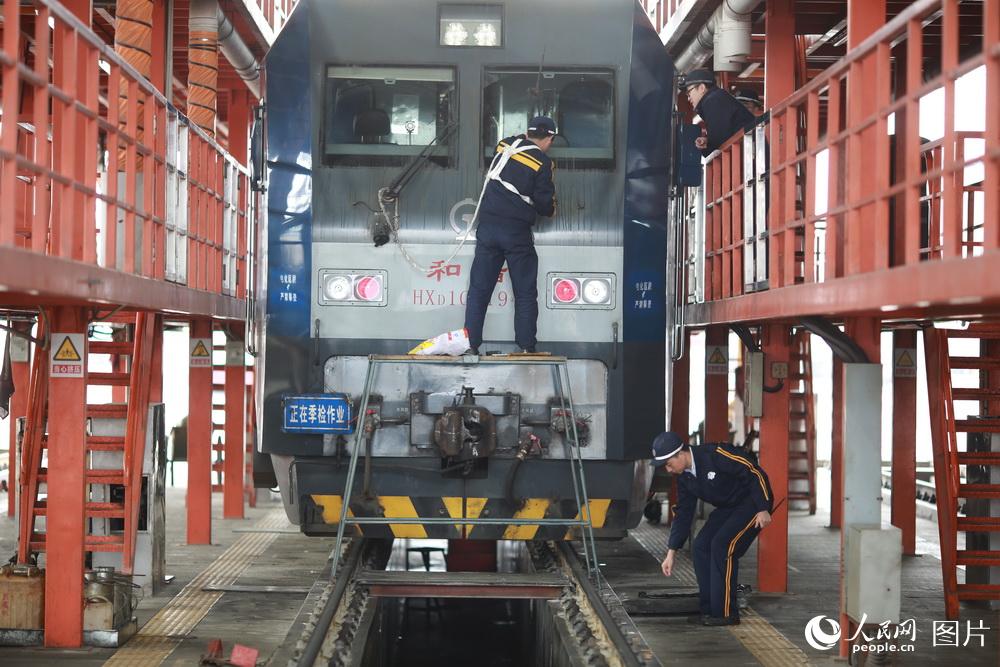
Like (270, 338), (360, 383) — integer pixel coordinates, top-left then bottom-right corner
(479, 135), (556, 227)
(667, 443), (774, 550)
(695, 87), (757, 156)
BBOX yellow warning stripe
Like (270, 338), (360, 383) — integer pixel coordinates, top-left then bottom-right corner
(105, 510), (287, 667)
(717, 449), (770, 500)
(502, 498), (550, 540)
(565, 499), (612, 538)
(727, 608), (812, 667)
(442, 496), (466, 535)
(379, 495), (427, 539)
(311, 494), (361, 536)
(311, 495), (613, 539)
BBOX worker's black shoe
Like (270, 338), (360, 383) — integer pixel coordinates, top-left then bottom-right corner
(464, 347), (479, 355)
(686, 614), (709, 625)
(519, 348), (536, 353)
(702, 615), (740, 626)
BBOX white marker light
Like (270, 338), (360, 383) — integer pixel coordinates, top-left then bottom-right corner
(324, 275), (352, 301)
(582, 278), (611, 304)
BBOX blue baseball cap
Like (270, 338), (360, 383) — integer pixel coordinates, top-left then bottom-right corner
(527, 116), (557, 136)
(650, 431), (686, 465)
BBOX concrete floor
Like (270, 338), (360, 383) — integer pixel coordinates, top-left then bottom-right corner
(0, 471), (997, 666)
(0, 487), (335, 666)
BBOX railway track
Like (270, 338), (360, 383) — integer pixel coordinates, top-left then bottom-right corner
(288, 539), (659, 667)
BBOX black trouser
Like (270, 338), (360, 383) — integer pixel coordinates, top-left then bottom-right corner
(463, 218), (537, 351)
(692, 501), (760, 619)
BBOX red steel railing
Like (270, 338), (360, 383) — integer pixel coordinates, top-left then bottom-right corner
(0, 0), (249, 302)
(697, 0), (998, 304)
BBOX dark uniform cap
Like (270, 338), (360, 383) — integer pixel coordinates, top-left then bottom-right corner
(734, 88), (763, 107)
(683, 68), (716, 88)
(650, 431), (686, 465)
(527, 116), (557, 135)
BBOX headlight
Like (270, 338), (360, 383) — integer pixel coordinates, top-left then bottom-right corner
(582, 279), (611, 304)
(324, 275), (352, 301)
(547, 273), (616, 309)
(318, 270), (388, 307)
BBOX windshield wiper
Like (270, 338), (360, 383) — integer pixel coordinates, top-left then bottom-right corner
(381, 121), (458, 202)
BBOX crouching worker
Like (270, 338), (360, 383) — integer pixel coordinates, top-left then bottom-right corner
(652, 431), (774, 626)
(463, 116), (557, 354)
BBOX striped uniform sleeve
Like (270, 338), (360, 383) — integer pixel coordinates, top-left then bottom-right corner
(713, 444), (773, 513)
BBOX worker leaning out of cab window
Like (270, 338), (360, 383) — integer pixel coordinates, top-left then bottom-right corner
(463, 116), (557, 355)
(652, 431), (775, 627)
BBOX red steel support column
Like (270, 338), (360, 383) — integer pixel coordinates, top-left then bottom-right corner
(62, 0), (92, 20)
(150, 0), (168, 93)
(44, 307), (88, 647)
(830, 358), (844, 528)
(6, 329), (30, 517)
(150, 315), (163, 404)
(228, 89), (251, 166)
(845, 318), (881, 368)
(891, 330), (917, 556)
(764, 0), (795, 288)
(670, 330), (691, 440)
(758, 323), (790, 593)
(704, 326), (729, 443)
(764, 0), (795, 107)
(223, 332), (245, 519)
(188, 319), (213, 544)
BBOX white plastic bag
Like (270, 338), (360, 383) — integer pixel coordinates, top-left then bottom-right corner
(408, 328), (471, 356)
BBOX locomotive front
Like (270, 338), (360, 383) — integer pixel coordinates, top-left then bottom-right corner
(255, 0), (675, 539)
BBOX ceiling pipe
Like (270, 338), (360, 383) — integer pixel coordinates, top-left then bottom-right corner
(216, 6), (261, 98)
(675, 0), (762, 73)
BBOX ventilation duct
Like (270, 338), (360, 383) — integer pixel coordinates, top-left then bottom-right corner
(675, 0), (761, 73)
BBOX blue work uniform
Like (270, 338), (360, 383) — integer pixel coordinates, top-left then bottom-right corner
(464, 135), (556, 351)
(695, 87), (757, 156)
(668, 443), (774, 620)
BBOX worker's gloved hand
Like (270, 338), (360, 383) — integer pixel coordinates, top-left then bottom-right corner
(661, 549), (675, 577)
(753, 510), (772, 529)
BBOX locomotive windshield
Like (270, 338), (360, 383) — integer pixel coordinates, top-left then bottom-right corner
(483, 68), (615, 167)
(323, 65), (456, 165)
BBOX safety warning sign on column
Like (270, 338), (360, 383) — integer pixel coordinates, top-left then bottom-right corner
(190, 338), (213, 368)
(51, 333), (85, 378)
(894, 348), (917, 378)
(706, 345), (728, 375)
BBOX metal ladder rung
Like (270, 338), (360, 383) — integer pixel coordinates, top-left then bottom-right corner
(328, 354), (600, 584)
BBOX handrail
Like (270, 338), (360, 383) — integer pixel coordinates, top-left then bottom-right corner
(690, 0), (996, 308)
(0, 0), (251, 307)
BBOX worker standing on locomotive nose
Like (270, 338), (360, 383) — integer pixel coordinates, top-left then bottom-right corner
(463, 116), (557, 354)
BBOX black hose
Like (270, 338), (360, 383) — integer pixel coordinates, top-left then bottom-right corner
(296, 539), (365, 667)
(504, 456), (524, 509)
(799, 316), (869, 364)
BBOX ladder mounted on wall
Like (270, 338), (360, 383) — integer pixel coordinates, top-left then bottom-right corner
(326, 353), (600, 581)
